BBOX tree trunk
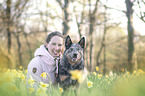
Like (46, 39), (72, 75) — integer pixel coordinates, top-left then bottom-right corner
(62, 0), (70, 35)
(88, 0), (99, 72)
(125, 0), (134, 72)
(23, 32), (33, 59)
(16, 34), (22, 66)
(6, 0), (12, 54)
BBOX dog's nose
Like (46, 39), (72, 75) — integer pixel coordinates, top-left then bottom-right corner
(73, 53), (77, 58)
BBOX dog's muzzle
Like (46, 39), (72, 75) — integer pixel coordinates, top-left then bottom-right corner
(73, 53), (77, 58)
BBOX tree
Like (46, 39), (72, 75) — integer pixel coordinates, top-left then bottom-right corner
(56, 0), (72, 35)
(136, 0), (145, 23)
(125, 0), (135, 72)
(88, 0), (99, 71)
(1, 0), (29, 54)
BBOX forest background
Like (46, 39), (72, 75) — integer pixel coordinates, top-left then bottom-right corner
(0, 0), (145, 74)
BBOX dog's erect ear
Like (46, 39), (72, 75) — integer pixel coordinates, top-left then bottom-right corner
(78, 37), (85, 48)
(65, 35), (72, 49)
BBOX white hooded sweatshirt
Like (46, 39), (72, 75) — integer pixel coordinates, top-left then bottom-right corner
(26, 44), (59, 89)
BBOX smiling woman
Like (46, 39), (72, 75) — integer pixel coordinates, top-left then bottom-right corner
(46, 35), (63, 58)
(26, 31), (64, 90)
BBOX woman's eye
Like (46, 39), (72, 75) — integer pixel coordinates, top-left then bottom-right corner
(52, 43), (56, 45)
(58, 44), (62, 46)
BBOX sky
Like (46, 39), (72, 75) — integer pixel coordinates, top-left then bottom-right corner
(106, 0), (145, 35)
(1, 0), (144, 35)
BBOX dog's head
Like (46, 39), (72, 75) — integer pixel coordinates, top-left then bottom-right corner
(64, 35), (85, 64)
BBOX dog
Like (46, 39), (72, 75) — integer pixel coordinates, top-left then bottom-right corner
(58, 35), (85, 95)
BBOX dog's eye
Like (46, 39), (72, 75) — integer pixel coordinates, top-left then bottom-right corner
(70, 48), (73, 51)
(77, 48), (80, 51)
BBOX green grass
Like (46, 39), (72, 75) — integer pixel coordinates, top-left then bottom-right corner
(0, 68), (145, 96)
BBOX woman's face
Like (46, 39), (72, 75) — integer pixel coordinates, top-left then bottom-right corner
(46, 36), (63, 57)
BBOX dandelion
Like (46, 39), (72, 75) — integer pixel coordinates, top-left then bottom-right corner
(40, 72), (47, 79)
(87, 81), (93, 88)
(28, 88), (35, 94)
(69, 70), (83, 83)
(59, 87), (63, 93)
(93, 72), (96, 76)
(95, 67), (99, 71)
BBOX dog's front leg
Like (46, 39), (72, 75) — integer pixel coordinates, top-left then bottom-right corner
(60, 75), (69, 81)
(74, 83), (80, 96)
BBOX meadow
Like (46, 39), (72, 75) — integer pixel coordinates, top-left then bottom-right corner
(0, 66), (145, 96)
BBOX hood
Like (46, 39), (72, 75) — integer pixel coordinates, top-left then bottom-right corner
(34, 44), (54, 60)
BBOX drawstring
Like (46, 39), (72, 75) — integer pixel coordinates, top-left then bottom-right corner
(54, 58), (60, 79)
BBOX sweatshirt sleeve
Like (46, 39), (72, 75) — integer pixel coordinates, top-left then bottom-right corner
(26, 57), (43, 89)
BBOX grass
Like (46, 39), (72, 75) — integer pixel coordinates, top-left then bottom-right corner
(0, 67), (145, 96)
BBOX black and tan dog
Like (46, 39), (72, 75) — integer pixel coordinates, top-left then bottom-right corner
(58, 35), (85, 94)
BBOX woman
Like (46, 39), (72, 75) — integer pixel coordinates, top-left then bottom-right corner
(26, 31), (64, 89)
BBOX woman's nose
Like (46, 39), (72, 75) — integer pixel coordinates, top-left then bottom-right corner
(55, 45), (59, 50)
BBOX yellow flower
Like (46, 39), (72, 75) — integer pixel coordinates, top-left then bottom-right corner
(19, 66), (22, 69)
(97, 74), (102, 78)
(127, 71), (130, 75)
(36, 88), (48, 96)
(87, 81), (93, 88)
(138, 69), (144, 73)
(133, 70), (136, 74)
(69, 70), (83, 83)
(105, 75), (109, 78)
(95, 67), (99, 71)
(59, 87), (63, 93)
(28, 76), (35, 86)
(25, 69), (28, 74)
(108, 81), (110, 84)
(93, 72), (96, 76)
(36, 88), (42, 95)
(21, 74), (25, 80)
(39, 82), (49, 88)
(28, 88), (35, 94)
(40, 72), (47, 79)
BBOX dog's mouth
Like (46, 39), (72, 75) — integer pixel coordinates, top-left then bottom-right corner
(72, 58), (77, 61)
